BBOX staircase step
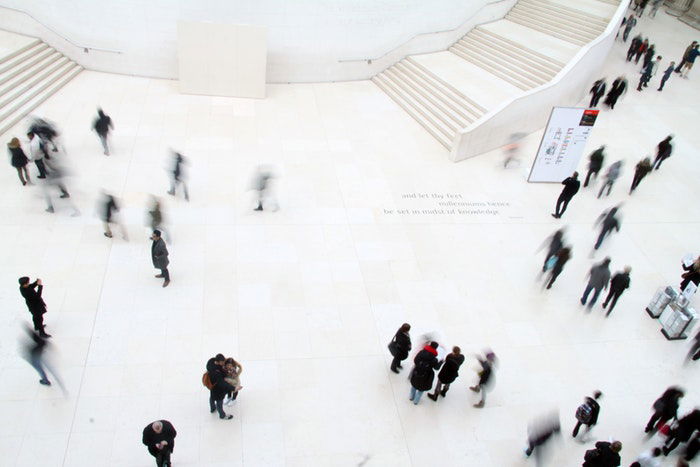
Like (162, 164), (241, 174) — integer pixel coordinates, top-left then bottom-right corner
(449, 46), (533, 91)
(451, 41), (544, 88)
(0, 52), (63, 98)
(0, 63), (82, 137)
(512, 2), (605, 35)
(0, 48), (59, 88)
(0, 39), (42, 66)
(457, 37), (551, 84)
(404, 57), (487, 114)
(473, 27), (566, 69)
(463, 32), (559, 79)
(507, 9), (598, 41)
(392, 62), (475, 125)
(505, 13), (589, 45)
(0, 57), (71, 111)
(395, 60), (481, 121)
(372, 75), (452, 149)
(0, 42), (50, 75)
(521, 0), (609, 25)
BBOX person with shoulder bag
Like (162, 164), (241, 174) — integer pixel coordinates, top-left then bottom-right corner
(388, 323), (411, 373)
(573, 391), (602, 440)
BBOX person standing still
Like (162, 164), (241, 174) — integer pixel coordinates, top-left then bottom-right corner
(93, 108), (113, 156)
(622, 14), (637, 41)
(680, 44), (700, 78)
(428, 346), (465, 401)
(206, 354), (234, 419)
(630, 157), (652, 193)
(150, 230), (170, 287)
(652, 135), (673, 170)
(657, 61), (675, 91)
(602, 266), (631, 316)
(409, 341), (440, 405)
(584, 146), (605, 187)
(551, 172), (580, 219)
(142, 420), (176, 467)
(19, 276), (51, 337)
(572, 391), (602, 440)
(580, 257), (611, 310)
(26, 132), (47, 178)
(7, 137), (31, 186)
(675, 41), (698, 73)
(388, 323), (411, 373)
(637, 56), (661, 91)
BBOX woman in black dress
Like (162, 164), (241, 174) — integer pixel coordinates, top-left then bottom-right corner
(7, 137), (30, 185)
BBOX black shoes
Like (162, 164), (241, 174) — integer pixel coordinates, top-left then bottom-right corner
(220, 414), (233, 420)
(390, 368), (399, 374)
(428, 394), (438, 401)
(39, 379), (51, 386)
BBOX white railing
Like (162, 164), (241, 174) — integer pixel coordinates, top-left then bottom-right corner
(450, 0), (631, 162)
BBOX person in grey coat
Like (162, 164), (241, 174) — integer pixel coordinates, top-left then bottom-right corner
(150, 230), (170, 287)
(594, 207), (621, 250)
(597, 161), (623, 198)
(580, 257), (611, 310)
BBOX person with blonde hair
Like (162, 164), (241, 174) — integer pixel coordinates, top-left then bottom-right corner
(7, 137), (30, 185)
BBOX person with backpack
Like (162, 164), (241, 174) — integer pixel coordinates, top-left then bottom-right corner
(470, 350), (496, 408)
(583, 440), (622, 467)
(645, 386), (684, 434)
(205, 353), (235, 419)
(428, 346), (465, 401)
(573, 391), (603, 439)
(388, 323), (411, 373)
(93, 108), (113, 156)
(545, 247), (572, 290)
(409, 341), (441, 405)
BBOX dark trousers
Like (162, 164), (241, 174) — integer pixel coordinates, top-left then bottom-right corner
(653, 155), (667, 170)
(546, 267), (564, 289)
(160, 268), (170, 281)
(554, 195), (572, 217)
(34, 159), (47, 177)
(658, 75), (670, 91)
(602, 289), (623, 315)
(209, 392), (225, 418)
(149, 447), (172, 467)
(630, 172), (646, 192)
(645, 411), (670, 433)
(597, 180), (614, 198)
(31, 312), (44, 332)
(623, 28), (632, 41)
(589, 93), (603, 107)
(584, 168), (600, 187)
(390, 356), (403, 371)
(687, 340), (700, 361)
(430, 379), (450, 397)
(581, 284), (603, 307)
(675, 59), (687, 73)
(169, 179), (189, 201)
(594, 227), (613, 250)
(572, 421), (592, 437)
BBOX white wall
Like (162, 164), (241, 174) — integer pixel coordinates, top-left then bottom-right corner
(0, 0), (511, 83)
(450, 0), (631, 162)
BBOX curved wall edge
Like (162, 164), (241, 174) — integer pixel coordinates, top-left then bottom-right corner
(0, 0), (513, 83)
(450, 0), (631, 162)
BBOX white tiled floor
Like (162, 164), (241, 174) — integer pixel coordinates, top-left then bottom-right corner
(0, 6), (700, 467)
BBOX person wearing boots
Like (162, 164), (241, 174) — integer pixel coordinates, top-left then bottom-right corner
(18, 276), (51, 338)
(388, 323), (411, 373)
(428, 346), (464, 401)
(409, 341), (440, 405)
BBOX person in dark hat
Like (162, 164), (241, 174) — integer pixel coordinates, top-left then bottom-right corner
(150, 230), (170, 287)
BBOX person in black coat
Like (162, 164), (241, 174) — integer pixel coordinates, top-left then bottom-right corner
(584, 146), (605, 187)
(601, 267), (631, 316)
(19, 276), (50, 337)
(686, 329), (700, 362)
(629, 157), (652, 193)
(589, 79), (606, 107)
(142, 420), (176, 467)
(572, 391), (603, 439)
(604, 76), (627, 109)
(645, 386), (684, 434)
(8, 137), (31, 186)
(100, 191), (127, 240)
(583, 440), (622, 467)
(627, 35), (642, 61)
(93, 108), (113, 156)
(653, 135), (673, 170)
(470, 351), (496, 408)
(663, 409), (700, 455)
(206, 354), (235, 419)
(551, 172), (580, 219)
(428, 346), (465, 401)
(594, 207), (621, 251)
(388, 323), (411, 373)
(409, 341), (440, 405)
(680, 256), (700, 292)
(150, 230), (170, 287)
(546, 247), (572, 289)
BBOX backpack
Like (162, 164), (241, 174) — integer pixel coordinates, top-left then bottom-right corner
(202, 371), (214, 390)
(576, 401), (594, 424)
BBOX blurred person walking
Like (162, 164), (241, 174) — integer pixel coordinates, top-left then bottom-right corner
(428, 346), (465, 401)
(630, 158), (652, 193)
(594, 207), (621, 250)
(604, 76), (628, 109)
(150, 230), (170, 287)
(597, 161), (622, 198)
(637, 56), (662, 91)
(601, 266), (631, 316)
(580, 257), (611, 309)
(26, 131), (47, 178)
(524, 413), (561, 464)
(627, 35), (643, 62)
(100, 191), (128, 240)
(251, 165), (276, 211)
(635, 39), (649, 65)
(657, 61), (675, 91)
(503, 132), (525, 168)
(409, 341), (440, 405)
(642, 43), (656, 69)
(19, 276), (51, 337)
(572, 391), (602, 440)
(686, 329), (700, 362)
(622, 14), (637, 41)
(648, 0), (663, 17)
(147, 196), (169, 243)
(539, 228), (566, 273)
(584, 146), (605, 187)
(93, 108), (113, 156)
(41, 153), (77, 215)
(545, 247), (572, 290)
(21, 326), (63, 389)
(551, 172), (580, 219)
(167, 151), (189, 201)
(663, 409), (700, 455)
(630, 447), (662, 467)
(644, 386), (684, 434)
(7, 137), (30, 186)
(680, 256), (700, 292)
(142, 420), (176, 467)
(388, 323), (412, 373)
(652, 135), (673, 170)
(469, 350), (496, 408)
(589, 79), (606, 107)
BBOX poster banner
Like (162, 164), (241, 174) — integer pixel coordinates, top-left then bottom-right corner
(527, 107), (599, 183)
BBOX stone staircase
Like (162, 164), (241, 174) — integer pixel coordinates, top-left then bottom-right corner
(372, 0), (618, 150)
(0, 38), (82, 137)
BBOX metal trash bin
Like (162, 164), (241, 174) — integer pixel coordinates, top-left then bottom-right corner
(646, 286), (678, 318)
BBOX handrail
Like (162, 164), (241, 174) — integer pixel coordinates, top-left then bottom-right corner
(0, 5), (122, 54)
(338, 0), (508, 63)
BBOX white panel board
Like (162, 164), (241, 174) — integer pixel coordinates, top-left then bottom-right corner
(527, 107), (599, 183)
(178, 21), (266, 98)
